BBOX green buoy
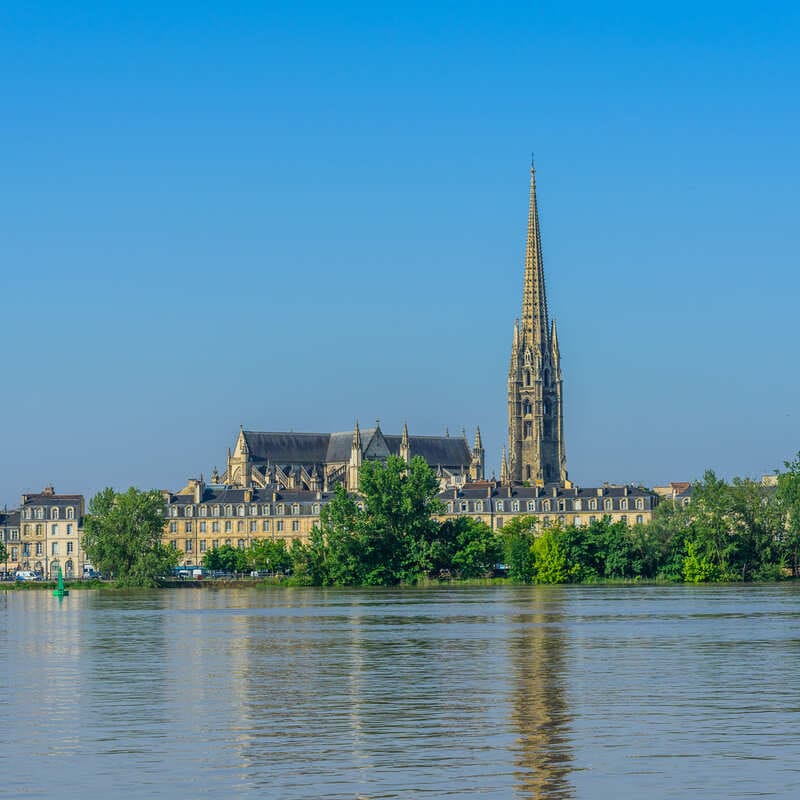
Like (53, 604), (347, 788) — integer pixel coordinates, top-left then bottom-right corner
(53, 566), (69, 598)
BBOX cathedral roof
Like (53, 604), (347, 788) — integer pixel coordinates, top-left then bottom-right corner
(240, 428), (471, 469)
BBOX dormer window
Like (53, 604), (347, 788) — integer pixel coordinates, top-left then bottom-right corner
(51, 507), (59, 520)
(460, 502), (468, 512)
(603, 498), (613, 511)
(199, 505), (207, 517)
(224, 505), (233, 517)
(35, 508), (43, 520)
(620, 499), (628, 511)
(263, 505), (271, 516)
(170, 507), (178, 518)
(250, 505), (258, 516)
(542, 500), (551, 512)
(446, 502), (453, 513)
(574, 499), (582, 511)
(635, 498), (644, 510)
(292, 504), (300, 515)
(475, 501), (484, 512)
(496, 501), (504, 512)
(66, 507), (74, 519)
(589, 499), (597, 511)
(212, 505), (220, 517)
(512, 500), (520, 512)
(186, 506), (194, 517)
(527, 501), (536, 512)
(237, 505), (245, 517)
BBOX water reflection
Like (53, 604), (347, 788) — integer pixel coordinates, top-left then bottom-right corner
(510, 589), (574, 799)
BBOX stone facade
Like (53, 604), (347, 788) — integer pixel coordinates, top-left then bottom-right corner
(438, 481), (659, 531)
(17, 486), (87, 578)
(506, 164), (567, 486)
(1, 509), (20, 575)
(222, 420), (483, 492)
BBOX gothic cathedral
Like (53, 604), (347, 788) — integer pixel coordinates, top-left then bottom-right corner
(505, 164), (568, 486)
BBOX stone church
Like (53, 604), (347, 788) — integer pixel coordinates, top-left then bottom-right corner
(220, 421), (485, 492)
(503, 162), (568, 486)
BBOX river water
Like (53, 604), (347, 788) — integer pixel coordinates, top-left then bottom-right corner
(2, 584), (799, 798)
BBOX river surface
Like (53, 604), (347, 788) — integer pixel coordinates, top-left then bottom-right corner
(2, 584), (800, 798)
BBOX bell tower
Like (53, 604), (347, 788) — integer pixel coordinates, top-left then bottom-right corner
(507, 162), (567, 485)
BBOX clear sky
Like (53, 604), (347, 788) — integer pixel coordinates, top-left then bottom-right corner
(2, 0), (798, 507)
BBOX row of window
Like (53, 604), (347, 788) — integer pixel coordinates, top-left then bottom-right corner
(447, 497), (647, 513)
(168, 519), (300, 535)
(21, 524), (76, 537)
(169, 535), (297, 553)
(168, 502), (320, 518)
(494, 514), (646, 528)
(22, 507), (75, 520)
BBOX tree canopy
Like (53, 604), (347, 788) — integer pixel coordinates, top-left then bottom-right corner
(82, 487), (179, 587)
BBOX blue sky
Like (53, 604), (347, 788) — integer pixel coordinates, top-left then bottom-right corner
(1, 0), (798, 506)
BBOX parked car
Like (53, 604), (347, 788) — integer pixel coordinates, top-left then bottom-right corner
(15, 570), (40, 582)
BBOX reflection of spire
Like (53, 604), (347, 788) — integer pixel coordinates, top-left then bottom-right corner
(509, 593), (573, 798)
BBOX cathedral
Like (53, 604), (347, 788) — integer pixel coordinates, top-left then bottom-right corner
(220, 421), (484, 492)
(503, 162), (568, 486)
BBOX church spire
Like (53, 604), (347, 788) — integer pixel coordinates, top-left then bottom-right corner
(521, 161), (549, 350)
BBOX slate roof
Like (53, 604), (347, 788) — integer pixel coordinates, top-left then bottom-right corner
(241, 428), (472, 469)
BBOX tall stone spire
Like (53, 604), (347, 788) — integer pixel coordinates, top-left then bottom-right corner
(507, 162), (567, 485)
(521, 160), (549, 351)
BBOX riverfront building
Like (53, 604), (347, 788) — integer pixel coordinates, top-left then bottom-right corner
(17, 486), (87, 578)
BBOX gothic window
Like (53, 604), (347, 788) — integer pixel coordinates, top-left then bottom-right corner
(523, 401), (532, 415)
(525, 371), (531, 387)
(524, 422), (532, 439)
(542, 402), (548, 416)
(525, 465), (531, 480)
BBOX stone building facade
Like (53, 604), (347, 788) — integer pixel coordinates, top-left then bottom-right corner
(18, 486), (87, 578)
(1, 509), (20, 575)
(437, 482), (659, 532)
(222, 420), (483, 492)
(506, 163), (567, 486)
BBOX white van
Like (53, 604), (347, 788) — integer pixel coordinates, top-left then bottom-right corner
(15, 570), (39, 581)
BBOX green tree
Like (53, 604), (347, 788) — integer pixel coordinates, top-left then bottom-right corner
(202, 544), (248, 572)
(682, 540), (720, 583)
(82, 487), (179, 587)
(0, 541), (7, 565)
(248, 538), (292, 573)
(777, 453), (800, 577)
(500, 516), (537, 582)
(532, 527), (569, 584)
(448, 517), (501, 578)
